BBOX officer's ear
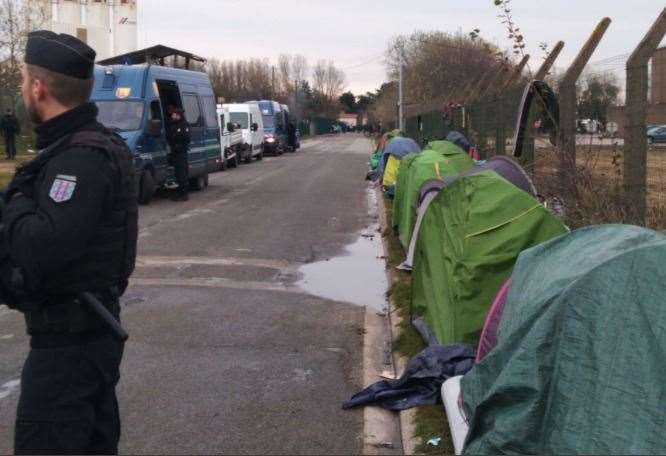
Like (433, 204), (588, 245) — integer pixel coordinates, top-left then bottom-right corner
(22, 66), (47, 103)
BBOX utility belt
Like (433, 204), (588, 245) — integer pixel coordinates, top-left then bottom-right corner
(25, 288), (120, 336)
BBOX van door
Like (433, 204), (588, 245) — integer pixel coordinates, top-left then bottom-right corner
(146, 99), (170, 184)
(200, 95), (223, 173)
(181, 92), (207, 178)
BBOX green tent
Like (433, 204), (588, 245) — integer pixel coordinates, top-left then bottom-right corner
(461, 225), (666, 454)
(411, 170), (566, 345)
(392, 141), (475, 250)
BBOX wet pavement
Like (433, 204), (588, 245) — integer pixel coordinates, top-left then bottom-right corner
(0, 134), (385, 454)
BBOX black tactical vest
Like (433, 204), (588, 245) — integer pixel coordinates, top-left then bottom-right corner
(60, 129), (138, 295)
(12, 128), (139, 298)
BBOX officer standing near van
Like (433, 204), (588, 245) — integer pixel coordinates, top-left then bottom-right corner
(166, 107), (190, 201)
(1, 108), (20, 160)
(0, 31), (137, 454)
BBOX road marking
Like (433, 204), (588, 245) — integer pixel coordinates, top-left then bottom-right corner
(130, 277), (304, 294)
(0, 334), (14, 340)
(136, 255), (299, 272)
(0, 379), (20, 401)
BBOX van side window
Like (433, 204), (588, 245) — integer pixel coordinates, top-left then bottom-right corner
(201, 96), (218, 128)
(182, 94), (202, 127)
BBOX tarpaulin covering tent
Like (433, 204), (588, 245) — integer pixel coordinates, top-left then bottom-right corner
(374, 137), (420, 185)
(461, 225), (666, 455)
(392, 141), (475, 250)
(411, 170), (566, 346)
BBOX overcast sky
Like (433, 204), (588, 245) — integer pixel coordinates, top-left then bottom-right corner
(137, 0), (665, 95)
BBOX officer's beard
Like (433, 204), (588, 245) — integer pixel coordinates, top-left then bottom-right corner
(24, 94), (43, 125)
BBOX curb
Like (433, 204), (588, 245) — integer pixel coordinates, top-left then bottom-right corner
(375, 186), (420, 456)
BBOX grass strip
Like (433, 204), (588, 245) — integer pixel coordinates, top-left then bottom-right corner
(382, 196), (454, 455)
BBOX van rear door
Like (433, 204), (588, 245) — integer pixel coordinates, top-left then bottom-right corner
(181, 92), (207, 177)
(200, 95), (222, 172)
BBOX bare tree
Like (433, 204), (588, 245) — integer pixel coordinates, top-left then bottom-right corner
(277, 54), (292, 93)
(0, 0), (46, 108)
(291, 54), (309, 84)
(324, 62), (346, 101)
(312, 60), (327, 94)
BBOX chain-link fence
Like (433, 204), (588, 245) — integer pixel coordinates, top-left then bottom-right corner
(396, 10), (666, 230)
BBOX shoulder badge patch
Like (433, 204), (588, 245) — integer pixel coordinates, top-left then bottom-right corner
(49, 175), (77, 203)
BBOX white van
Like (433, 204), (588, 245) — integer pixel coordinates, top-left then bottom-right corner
(224, 102), (264, 163)
(216, 105), (244, 169)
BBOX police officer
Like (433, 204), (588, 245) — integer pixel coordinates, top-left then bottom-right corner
(166, 107), (190, 202)
(0, 31), (137, 454)
(0, 108), (20, 160)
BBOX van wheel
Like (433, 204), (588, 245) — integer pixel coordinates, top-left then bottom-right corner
(229, 153), (239, 168)
(190, 174), (208, 191)
(256, 149), (264, 161)
(138, 170), (155, 205)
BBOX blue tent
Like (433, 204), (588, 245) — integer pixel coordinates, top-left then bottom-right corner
(373, 137), (421, 182)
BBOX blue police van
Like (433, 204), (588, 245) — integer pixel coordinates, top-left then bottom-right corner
(254, 100), (288, 155)
(91, 64), (222, 204)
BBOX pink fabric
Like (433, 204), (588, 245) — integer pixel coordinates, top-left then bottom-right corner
(476, 278), (512, 363)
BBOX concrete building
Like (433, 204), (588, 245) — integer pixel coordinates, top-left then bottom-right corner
(31, 0), (138, 62)
(652, 47), (666, 105)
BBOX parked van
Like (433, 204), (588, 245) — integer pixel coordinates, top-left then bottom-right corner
(92, 64), (221, 204)
(223, 103), (264, 163)
(254, 100), (287, 155)
(216, 104), (244, 168)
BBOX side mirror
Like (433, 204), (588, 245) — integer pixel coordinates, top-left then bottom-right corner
(148, 119), (162, 136)
(226, 122), (235, 132)
(251, 123), (259, 132)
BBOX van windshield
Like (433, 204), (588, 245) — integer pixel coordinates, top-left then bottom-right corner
(96, 101), (145, 132)
(230, 112), (249, 129)
(262, 115), (274, 128)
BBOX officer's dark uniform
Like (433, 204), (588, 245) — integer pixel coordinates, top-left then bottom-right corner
(1, 111), (20, 160)
(167, 112), (190, 201)
(0, 31), (138, 455)
(287, 122), (297, 151)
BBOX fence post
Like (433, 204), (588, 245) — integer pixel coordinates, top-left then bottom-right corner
(523, 41), (565, 169)
(492, 55), (530, 155)
(624, 7), (666, 225)
(501, 54), (531, 92)
(535, 41), (565, 80)
(557, 18), (611, 192)
(466, 65), (498, 104)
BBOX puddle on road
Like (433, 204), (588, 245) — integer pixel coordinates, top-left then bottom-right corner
(297, 188), (388, 311)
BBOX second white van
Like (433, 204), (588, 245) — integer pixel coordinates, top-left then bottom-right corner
(224, 102), (264, 163)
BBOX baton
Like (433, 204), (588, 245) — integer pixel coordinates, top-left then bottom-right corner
(78, 291), (129, 342)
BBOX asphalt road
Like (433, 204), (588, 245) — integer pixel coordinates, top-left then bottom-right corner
(0, 134), (379, 455)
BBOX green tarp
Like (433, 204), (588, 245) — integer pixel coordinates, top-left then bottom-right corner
(411, 170), (566, 345)
(392, 141), (475, 250)
(462, 225), (666, 455)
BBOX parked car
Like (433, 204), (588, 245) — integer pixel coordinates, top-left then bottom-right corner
(216, 105), (244, 168)
(224, 102), (264, 163)
(93, 64), (218, 204)
(648, 126), (666, 145)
